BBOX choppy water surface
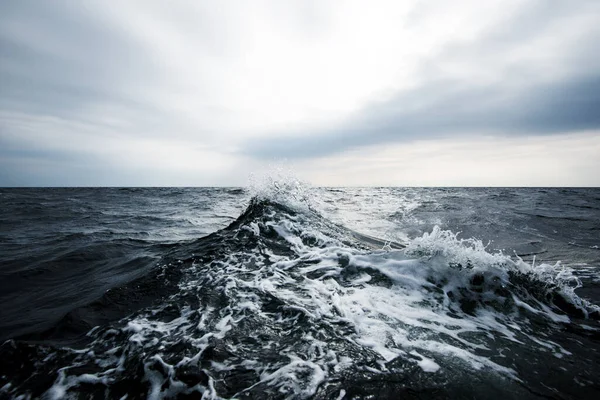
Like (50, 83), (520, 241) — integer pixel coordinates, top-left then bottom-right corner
(0, 186), (599, 399)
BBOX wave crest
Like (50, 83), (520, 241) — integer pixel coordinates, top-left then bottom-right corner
(404, 225), (599, 319)
(247, 167), (314, 211)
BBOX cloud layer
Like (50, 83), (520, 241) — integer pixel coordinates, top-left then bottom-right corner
(1, 0), (599, 186)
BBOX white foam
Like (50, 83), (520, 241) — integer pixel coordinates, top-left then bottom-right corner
(410, 351), (441, 372)
(34, 200), (597, 399)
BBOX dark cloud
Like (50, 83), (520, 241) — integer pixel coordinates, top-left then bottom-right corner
(242, 0), (600, 160)
(245, 73), (600, 159)
(0, 0), (166, 129)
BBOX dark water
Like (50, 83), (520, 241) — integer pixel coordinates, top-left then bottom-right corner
(0, 186), (599, 399)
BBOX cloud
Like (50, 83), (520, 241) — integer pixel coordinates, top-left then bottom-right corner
(245, 74), (600, 159)
(0, 110), (245, 186)
(288, 131), (600, 187)
(244, 0), (600, 159)
(0, 0), (599, 185)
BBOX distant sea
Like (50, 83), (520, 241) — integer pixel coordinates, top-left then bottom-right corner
(1, 186), (599, 399)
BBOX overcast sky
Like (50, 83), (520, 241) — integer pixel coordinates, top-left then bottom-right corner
(1, 0), (599, 186)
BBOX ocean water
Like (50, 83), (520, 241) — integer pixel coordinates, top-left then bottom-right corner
(0, 184), (599, 399)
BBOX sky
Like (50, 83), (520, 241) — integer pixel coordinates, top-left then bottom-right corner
(1, 0), (599, 187)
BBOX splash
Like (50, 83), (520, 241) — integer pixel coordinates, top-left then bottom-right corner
(405, 225), (599, 319)
(246, 164), (314, 211)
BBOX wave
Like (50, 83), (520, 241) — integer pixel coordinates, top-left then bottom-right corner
(1, 192), (599, 399)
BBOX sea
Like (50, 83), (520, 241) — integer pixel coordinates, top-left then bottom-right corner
(1, 182), (599, 399)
